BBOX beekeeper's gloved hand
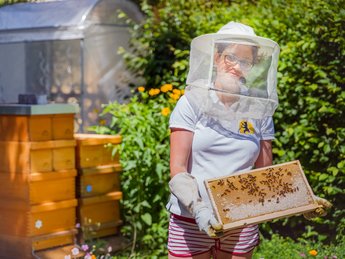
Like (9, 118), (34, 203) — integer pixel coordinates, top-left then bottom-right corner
(303, 195), (332, 220)
(169, 172), (223, 237)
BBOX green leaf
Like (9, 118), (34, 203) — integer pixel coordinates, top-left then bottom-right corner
(141, 213), (152, 226)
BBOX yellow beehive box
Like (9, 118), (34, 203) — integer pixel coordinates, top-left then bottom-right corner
(205, 160), (319, 230)
(52, 114), (75, 140)
(0, 199), (77, 237)
(78, 164), (122, 198)
(74, 134), (121, 169)
(0, 170), (77, 204)
(32, 229), (77, 251)
(78, 191), (122, 239)
(0, 229), (77, 258)
(0, 114), (75, 141)
(0, 140), (76, 173)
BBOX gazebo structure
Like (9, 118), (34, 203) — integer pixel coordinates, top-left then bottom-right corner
(0, 0), (143, 131)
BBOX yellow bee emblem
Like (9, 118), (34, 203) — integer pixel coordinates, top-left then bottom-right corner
(239, 120), (255, 134)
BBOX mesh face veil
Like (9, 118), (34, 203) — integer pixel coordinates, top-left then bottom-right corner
(185, 22), (280, 125)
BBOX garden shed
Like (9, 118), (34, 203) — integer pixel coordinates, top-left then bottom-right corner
(0, 0), (143, 131)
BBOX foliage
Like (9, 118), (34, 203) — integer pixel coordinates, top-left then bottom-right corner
(253, 234), (345, 259)
(118, 0), (197, 87)
(92, 84), (183, 256)
(249, 0), (345, 239)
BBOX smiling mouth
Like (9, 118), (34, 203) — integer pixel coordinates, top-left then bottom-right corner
(227, 69), (241, 78)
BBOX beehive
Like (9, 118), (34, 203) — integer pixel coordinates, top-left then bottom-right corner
(0, 104), (78, 255)
(204, 160), (319, 230)
(75, 134), (121, 168)
(0, 199), (77, 236)
(0, 113), (74, 141)
(78, 164), (122, 198)
(0, 199), (77, 258)
(74, 134), (123, 240)
(0, 170), (77, 204)
(0, 140), (76, 173)
(78, 192), (122, 239)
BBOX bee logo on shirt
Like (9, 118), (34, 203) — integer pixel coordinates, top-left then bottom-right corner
(239, 120), (255, 134)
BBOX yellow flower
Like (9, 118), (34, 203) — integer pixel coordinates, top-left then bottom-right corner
(181, 89), (185, 95)
(138, 86), (145, 92)
(172, 89), (181, 95)
(170, 93), (180, 100)
(149, 88), (160, 96)
(160, 84), (173, 92)
(309, 250), (318, 256)
(99, 119), (106, 125)
(161, 107), (171, 116)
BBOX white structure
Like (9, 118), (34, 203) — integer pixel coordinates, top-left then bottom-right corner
(0, 0), (143, 131)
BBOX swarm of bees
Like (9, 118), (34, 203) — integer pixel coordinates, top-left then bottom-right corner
(210, 166), (300, 211)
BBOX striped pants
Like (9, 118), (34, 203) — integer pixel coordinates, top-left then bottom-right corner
(168, 214), (259, 257)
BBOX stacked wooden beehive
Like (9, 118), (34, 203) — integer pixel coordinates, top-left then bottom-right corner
(0, 105), (78, 258)
(74, 134), (122, 241)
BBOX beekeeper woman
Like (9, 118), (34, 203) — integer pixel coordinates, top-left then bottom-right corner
(166, 22), (331, 259)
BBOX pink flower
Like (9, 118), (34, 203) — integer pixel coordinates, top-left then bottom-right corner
(82, 244), (89, 251)
(299, 253), (306, 258)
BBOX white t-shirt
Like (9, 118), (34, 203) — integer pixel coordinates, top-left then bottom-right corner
(167, 95), (275, 217)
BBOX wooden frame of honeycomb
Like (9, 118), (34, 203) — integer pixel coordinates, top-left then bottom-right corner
(204, 160), (320, 230)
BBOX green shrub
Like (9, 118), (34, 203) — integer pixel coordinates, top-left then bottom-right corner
(250, 0), (345, 239)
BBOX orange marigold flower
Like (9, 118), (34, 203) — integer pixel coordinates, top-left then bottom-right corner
(173, 89), (181, 95)
(91, 255), (96, 259)
(309, 250), (318, 256)
(161, 107), (171, 116)
(138, 86), (145, 92)
(170, 93), (180, 100)
(160, 84), (173, 92)
(149, 88), (160, 96)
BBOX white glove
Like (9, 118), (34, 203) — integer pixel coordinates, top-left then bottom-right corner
(169, 172), (223, 237)
(303, 195), (332, 220)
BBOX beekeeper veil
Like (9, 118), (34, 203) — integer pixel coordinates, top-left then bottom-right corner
(185, 22), (280, 126)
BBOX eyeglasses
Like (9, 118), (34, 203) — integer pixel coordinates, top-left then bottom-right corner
(224, 53), (254, 71)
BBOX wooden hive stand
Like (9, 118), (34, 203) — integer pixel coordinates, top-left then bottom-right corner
(0, 104), (78, 259)
(74, 134), (123, 242)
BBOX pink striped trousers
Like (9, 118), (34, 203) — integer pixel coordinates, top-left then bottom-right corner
(168, 214), (259, 257)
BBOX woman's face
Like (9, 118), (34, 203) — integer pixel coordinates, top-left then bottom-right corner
(213, 44), (254, 103)
(215, 44), (254, 79)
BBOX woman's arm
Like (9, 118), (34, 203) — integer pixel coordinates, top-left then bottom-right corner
(169, 128), (194, 178)
(168, 127), (222, 236)
(254, 140), (273, 168)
